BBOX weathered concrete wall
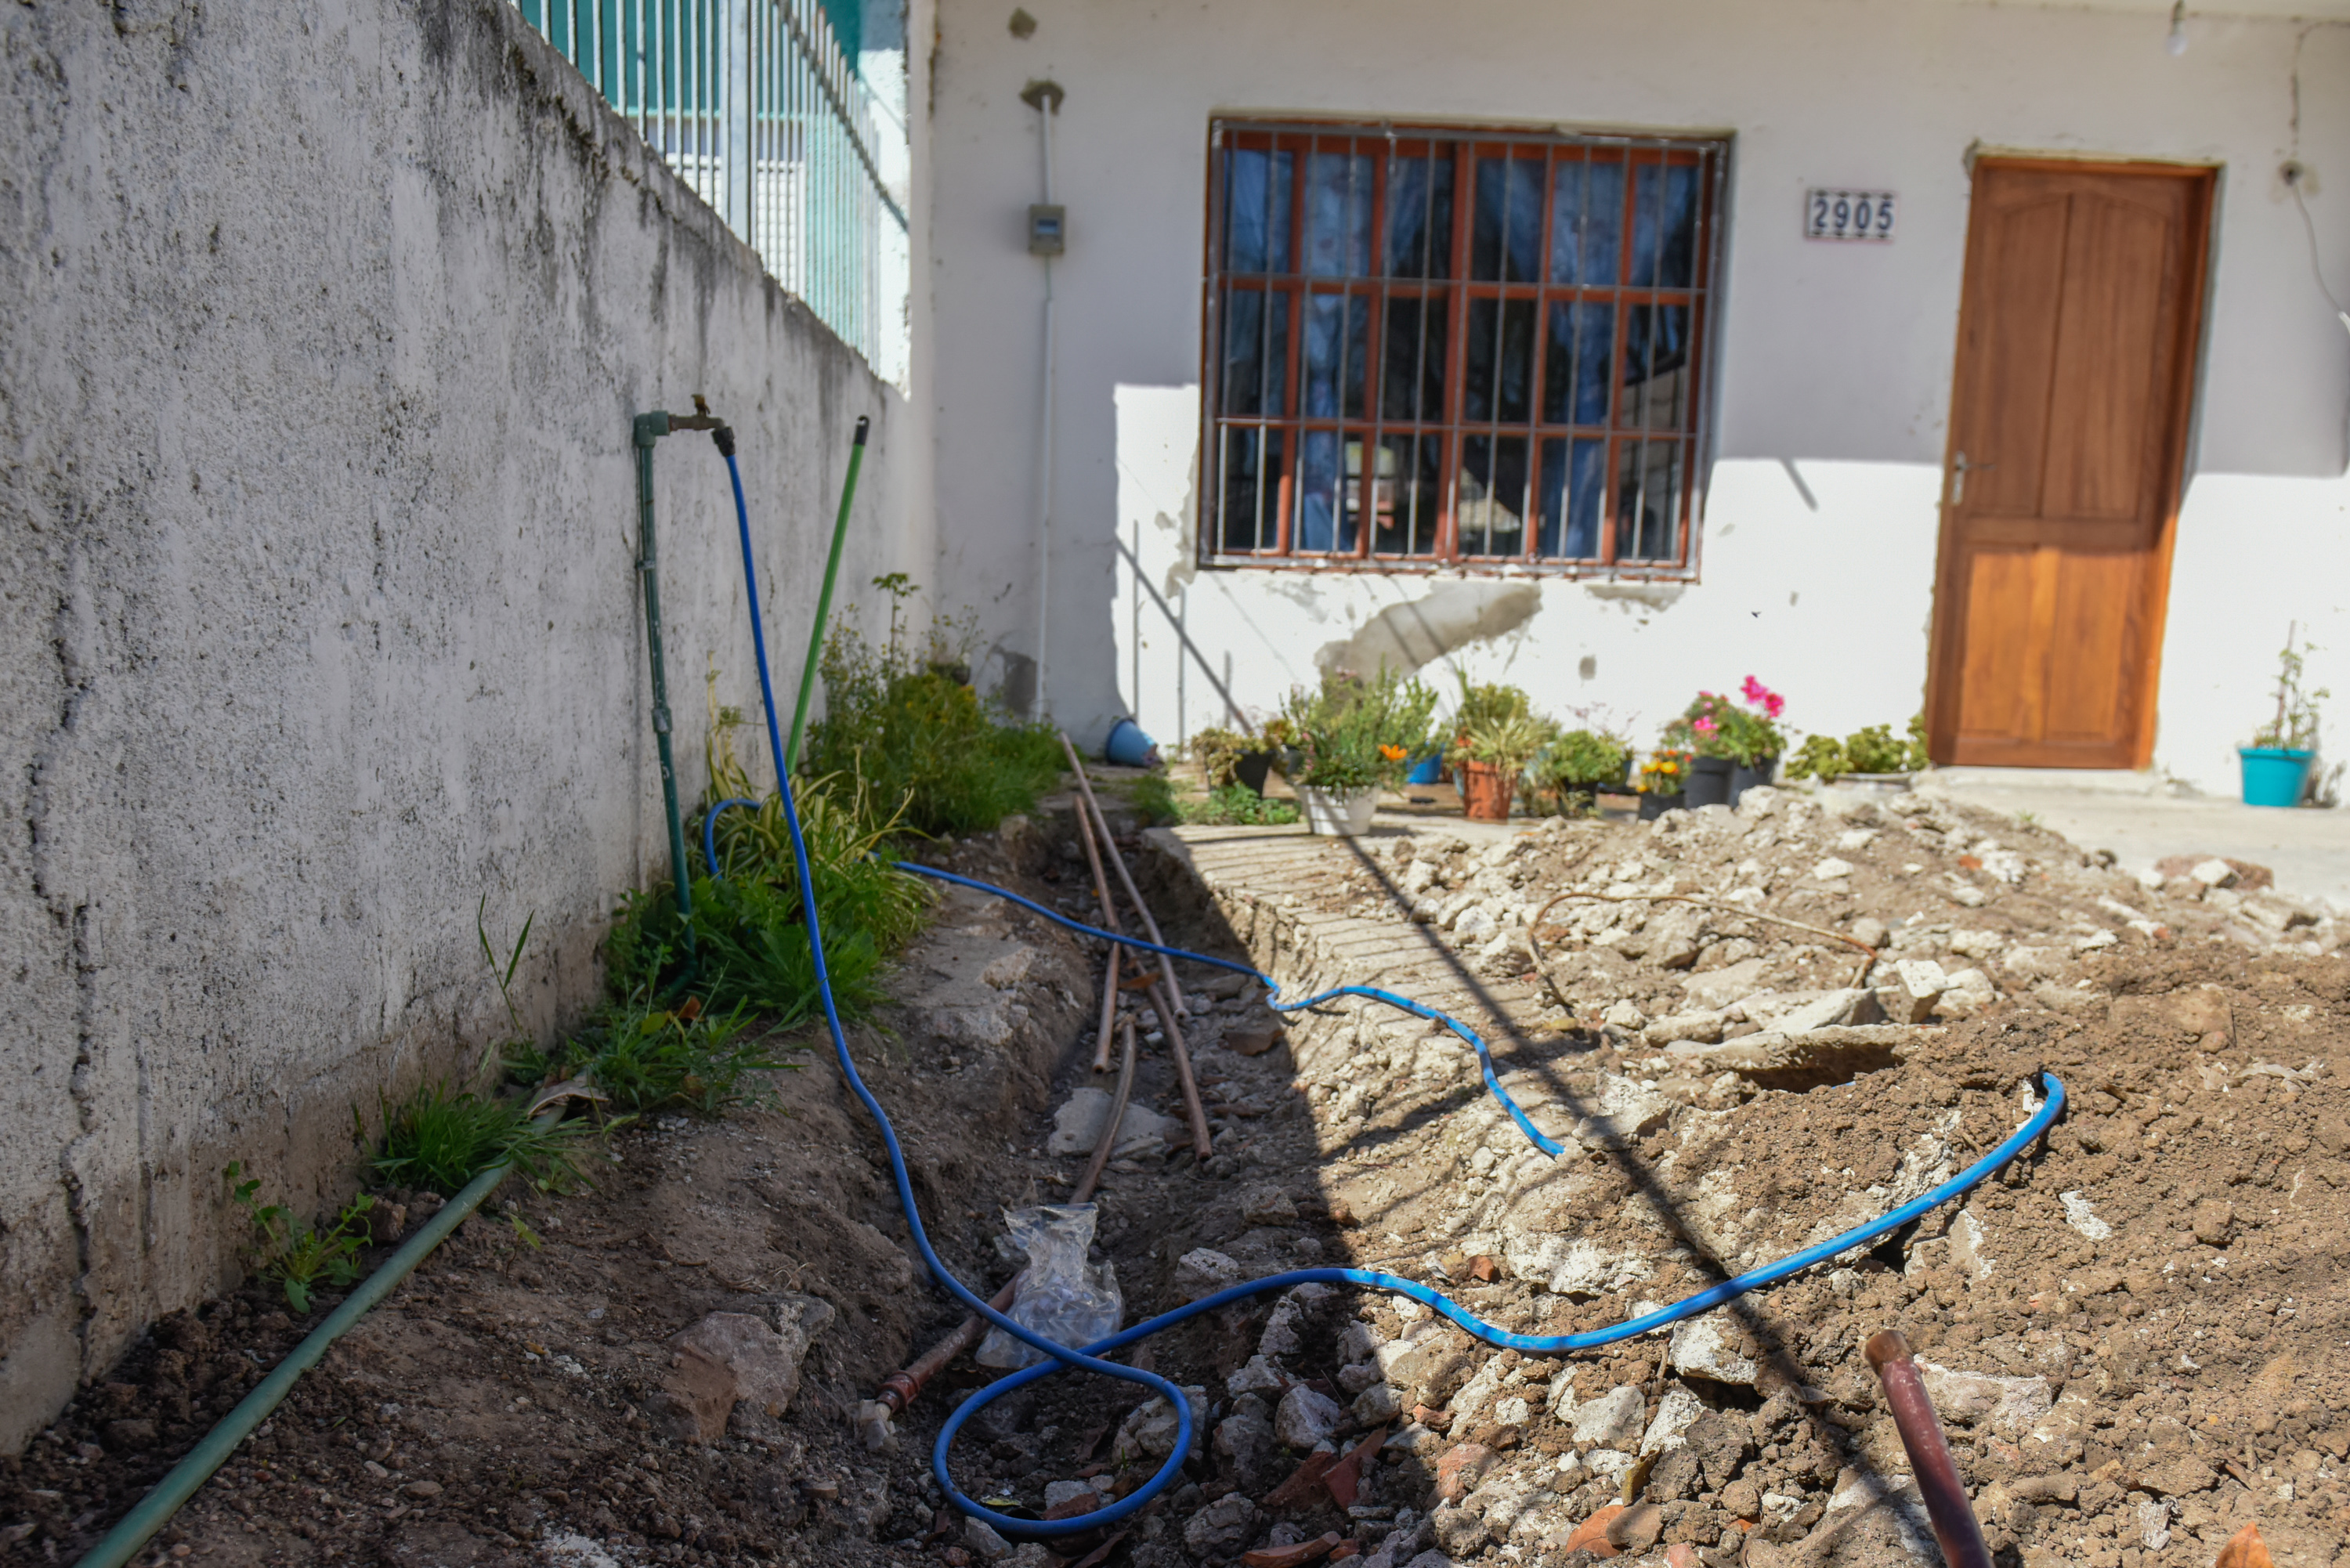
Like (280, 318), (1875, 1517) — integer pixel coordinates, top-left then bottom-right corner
(0, 0), (927, 1449)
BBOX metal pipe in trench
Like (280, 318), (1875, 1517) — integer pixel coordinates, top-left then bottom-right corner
(1864, 1329), (1994, 1568)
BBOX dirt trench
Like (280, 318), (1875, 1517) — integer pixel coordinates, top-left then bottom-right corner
(8, 785), (2350, 1568)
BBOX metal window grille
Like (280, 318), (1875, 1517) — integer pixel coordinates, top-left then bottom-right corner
(516, 0), (910, 381)
(1202, 120), (1729, 576)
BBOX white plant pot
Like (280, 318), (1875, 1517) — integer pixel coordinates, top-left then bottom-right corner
(1298, 784), (1379, 836)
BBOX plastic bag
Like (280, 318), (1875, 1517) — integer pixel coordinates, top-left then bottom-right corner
(974, 1205), (1123, 1370)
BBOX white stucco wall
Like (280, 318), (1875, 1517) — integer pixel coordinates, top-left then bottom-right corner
(1, 0), (923, 1448)
(922, 0), (2350, 795)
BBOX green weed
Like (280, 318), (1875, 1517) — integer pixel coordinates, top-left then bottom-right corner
(371, 1082), (591, 1197)
(224, 1163), (376, 1314)
(555, 987), (786, 1115)
(1177, 784), (1301, 826)
(1127, 771), (1179, 826)
(801, 577), (1065, 836)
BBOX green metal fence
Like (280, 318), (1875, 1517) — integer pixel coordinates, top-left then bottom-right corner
(515, 0), (909, 379)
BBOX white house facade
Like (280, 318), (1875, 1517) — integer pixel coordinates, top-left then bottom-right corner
(912, 0), (2350, 797)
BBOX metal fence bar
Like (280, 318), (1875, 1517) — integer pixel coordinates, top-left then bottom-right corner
(512, 0), (907, 377)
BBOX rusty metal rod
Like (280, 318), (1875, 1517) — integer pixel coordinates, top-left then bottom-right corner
(1060, 735), (1186, 1022)
(1075, 1015), (1139, 1201)
(1865, 1329), (1992, 1568)
(1091, 945), (1121, 1073)
(1058, 742), (1213, 1157)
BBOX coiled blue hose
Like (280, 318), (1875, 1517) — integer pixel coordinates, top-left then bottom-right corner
(707, 446), (2066, 1539)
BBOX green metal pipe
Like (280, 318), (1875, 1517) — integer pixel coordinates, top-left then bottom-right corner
(74, 1156), (523, 1568)
(633, 413), (697, 952)
(783, 414), (870, 775)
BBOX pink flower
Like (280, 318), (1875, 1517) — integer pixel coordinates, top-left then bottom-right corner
(1741, 675), (1786, 718)
(1694, 715), (1718, 735)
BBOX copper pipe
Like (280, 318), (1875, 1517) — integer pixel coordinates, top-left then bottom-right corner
(1075, 1015), (1139, 1201)
(1864, 1330), (1992, 1568)
(1060, 735), (1186, 1021)
(1058, 741), (1213, 1157)
(1091, 945), (1121, 1073)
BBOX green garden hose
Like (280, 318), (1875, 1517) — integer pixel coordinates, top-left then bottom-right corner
(783, 416), (870, 775)
(74, 1156), (527, 1568)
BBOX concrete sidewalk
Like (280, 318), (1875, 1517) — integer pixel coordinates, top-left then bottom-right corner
(1915, 767), (2350, 912)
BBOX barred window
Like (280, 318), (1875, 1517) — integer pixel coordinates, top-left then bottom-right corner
(1202, 121), (1726, 573)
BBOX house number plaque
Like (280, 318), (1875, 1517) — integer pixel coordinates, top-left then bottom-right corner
(1806, 189), (1896, 242)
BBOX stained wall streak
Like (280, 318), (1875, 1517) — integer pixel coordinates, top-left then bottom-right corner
(0, 0), (926, 1451)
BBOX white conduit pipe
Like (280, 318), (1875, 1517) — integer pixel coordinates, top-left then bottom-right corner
(1033, 89), (1058, 719)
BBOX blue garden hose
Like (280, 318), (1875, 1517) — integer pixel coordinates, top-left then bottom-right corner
(703, 437), (2066, 1539)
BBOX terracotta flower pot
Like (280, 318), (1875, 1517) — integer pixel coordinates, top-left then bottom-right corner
(1460, 761), (1514, 822)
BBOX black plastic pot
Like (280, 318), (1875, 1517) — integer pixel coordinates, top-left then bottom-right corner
(1233, 750), (1275, 797)
(1685, 756), (1733, 809)
(1637, 790), (1686, 821)
(1729, 754), (1777, 808)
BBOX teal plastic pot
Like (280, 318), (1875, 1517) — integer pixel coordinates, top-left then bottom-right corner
(2239, 746), (2313, 807)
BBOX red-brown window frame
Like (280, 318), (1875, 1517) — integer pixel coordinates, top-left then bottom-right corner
(1198, 119), (1730, 578)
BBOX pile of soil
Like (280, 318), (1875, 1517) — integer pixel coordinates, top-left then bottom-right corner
(7, 782), (2349, 1568)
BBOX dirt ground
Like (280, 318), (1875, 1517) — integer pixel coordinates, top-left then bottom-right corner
(7, 782), (2350, 1568)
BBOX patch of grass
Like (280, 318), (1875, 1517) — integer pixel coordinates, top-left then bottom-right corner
(801, 577), (1065, 836)
(555, 988), (785, 1116)
(1126, 771), (1179, 826)
(224, 1163), (376, 1314)
(1177, 784), (1300, 826)
(604, 699), (931, 1033)
(371, 1082), (591, 1197)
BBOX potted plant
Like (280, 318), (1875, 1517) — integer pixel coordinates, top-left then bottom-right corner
(1636, 750), (1688, 819)
(1278, 669), (1437, 834)
(2241, 631), (2327, 807)
(1784, 714), (1929, 793)
(1188, 722), (1289, 797)
(1665, 680), (1786, 808)
(1536, 726), (1634, 816)
(1441, 677), (1535, 786)
(1449, 711), (1557, 822)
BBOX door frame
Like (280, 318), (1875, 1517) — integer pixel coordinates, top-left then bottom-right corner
(1922, 154), (2218, 769)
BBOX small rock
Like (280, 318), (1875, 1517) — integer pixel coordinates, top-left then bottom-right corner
(1043, 1479), (1101, 1511)
(1935, 966), (1998, 1020)
(1606, 1502), (1665, 1553)
(1569, 1385), (1647, 1448)
(1773, 988), (1883, 1033)
(1215, 1407), (1280, 1489)
(1353, 1385), (1404, 1424)
(1811, 857), (1856, 881)
(1173, 1248), (1246, 1301)
(1183, 1494), (1262, 1556)
(1640, 1385), (1705, 1455)
(2060, 1191), (2113, 1241)
(964, 1516), (1013, 1559)
(1337, 1321), (1388, 1364)
(2192, 1198), (2235, 1247)
(1426, 1505), (1488, 1556)
(1850, 916), (1890, 949)
(1229, 1355), (1296, 1397)
(403, 1479), (443, 1499)
(2189, 857), (2239, 887)
(1434, 1442), (1499, 1501)
(1669, 1317), (1758, 1386)
(1875, 958), (1948, 1024)
(1915, 1363), (2052, 1437)
(1113, 1387), (1209, 1464)
(1274, 1384), (1345, 1448)
(1047, 1088), (1180, 1158)
(1227, 1023), (1286, 1057)
(1571, 1073), (1672, 1148)
(1563, 1503), (1625, 1555)
(1238, 1184), (1301, 1225)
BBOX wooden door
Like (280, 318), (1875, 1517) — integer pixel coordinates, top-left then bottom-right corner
(1925, 159), (2212, 768)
